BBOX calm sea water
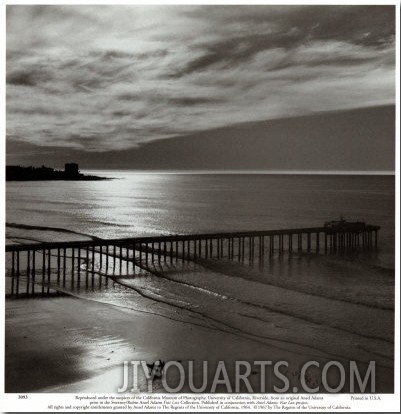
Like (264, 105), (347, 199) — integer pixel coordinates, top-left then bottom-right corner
(5, 173), (395, 388)
(5, 172), (394, 242)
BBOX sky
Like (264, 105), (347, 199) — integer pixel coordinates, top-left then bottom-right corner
(6, 5), (396, 171)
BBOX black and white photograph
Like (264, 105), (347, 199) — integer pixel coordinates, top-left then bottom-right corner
(2, 1), (399, 410)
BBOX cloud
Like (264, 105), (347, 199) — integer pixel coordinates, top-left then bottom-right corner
(6, 5), (395, 152)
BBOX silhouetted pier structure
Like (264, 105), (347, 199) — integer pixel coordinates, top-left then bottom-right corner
(5, 221), (379, 297)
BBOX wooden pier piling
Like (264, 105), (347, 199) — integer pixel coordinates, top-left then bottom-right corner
(5, 221), (380, 297)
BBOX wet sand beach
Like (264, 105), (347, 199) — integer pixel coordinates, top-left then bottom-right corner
(5, 294), (394, 393)
(6, 295), (289, 393)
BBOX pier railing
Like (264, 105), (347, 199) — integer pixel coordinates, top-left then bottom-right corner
(5, 223), (380, 297)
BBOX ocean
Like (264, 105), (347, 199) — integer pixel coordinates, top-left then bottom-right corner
(5, 173), (395, 391)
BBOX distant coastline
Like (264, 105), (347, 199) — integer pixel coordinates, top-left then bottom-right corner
(6, 163), (112, 181)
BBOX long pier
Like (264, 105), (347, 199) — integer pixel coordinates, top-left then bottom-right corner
(5, 222), (380, 297)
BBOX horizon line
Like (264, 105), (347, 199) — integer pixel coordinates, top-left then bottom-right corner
(81, 169), (395, 176)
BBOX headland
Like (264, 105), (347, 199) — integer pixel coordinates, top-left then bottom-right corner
(6, 163), (111, 181)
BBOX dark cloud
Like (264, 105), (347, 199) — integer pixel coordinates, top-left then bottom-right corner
(168, 97), (222, 106)
(116, 92), (142, 101)
(6, 69), (48, 86)
(169, 33), (308, 78)
(171, 6), (395, 78)
(112, 110), (132, 117)
(195, 5), (395, 46)
(288, 6), (395, 46)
